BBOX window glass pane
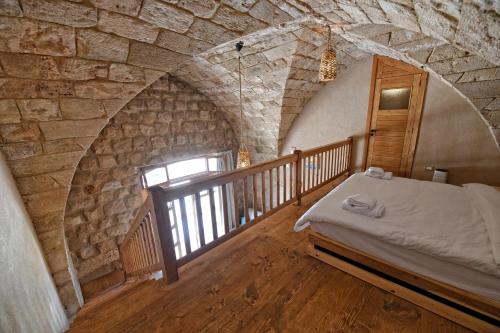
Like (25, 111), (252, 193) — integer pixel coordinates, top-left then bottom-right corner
(208, 158), (219, 171)
(144, 167), (167, 186)
(167, 158), (207, 180)
(379, 87), (411, 110)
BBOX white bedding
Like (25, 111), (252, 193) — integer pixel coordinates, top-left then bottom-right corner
(295, 173), (500, 278)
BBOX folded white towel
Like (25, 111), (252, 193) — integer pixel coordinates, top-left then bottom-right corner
(364, 167), (393, 180)
(382, 171), (393, 180)
(342, 197), (385, 218)
(365, 167), (384, 176)
(344, 194), (377, 210)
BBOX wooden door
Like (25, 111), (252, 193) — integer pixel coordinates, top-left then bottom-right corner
(363, 56), (428, 177)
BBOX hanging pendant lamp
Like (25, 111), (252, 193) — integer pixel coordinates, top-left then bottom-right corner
(236, 41), (251, 169)
(319, 25), (337, 82)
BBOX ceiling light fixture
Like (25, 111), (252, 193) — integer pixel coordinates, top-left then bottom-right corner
(319, 25), (337, 82)
(236, 41), (251, 169)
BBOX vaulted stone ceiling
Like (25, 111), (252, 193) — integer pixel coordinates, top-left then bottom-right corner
(0, 0), (499, 315)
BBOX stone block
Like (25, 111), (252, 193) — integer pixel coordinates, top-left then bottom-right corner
(413, 0), (457, 41)
(212, 5), (267, 33)
(155, 29), (214, 55)
(127, 41), (191, 71)
(9, 151), (81, 177)
(77, 29), (129, 62)
(221, 0), (257, 13)
(427, 45), (468, 63)
(455, 1), (499, 66)
(46, 247), (68, 273)
(2, 141), (43, 160)
(0, 0), (22, 16)
(0, 123), (40, 143)
(21, 0), (97, 27)
(338, 3), (370, 23)
(485, 98), (500, 111)
(0, 53), (60, 80)
(39, 80), (75, 98)
(39, 119), (107, 140)
(103, 99), (129, 118)
(0, 17), (75, 56)
(178, 0), (219, 18)
(80, 245), (99, 260)
(109, 64), (145, 83)
(104, 200), (127, 216)
(455, 80), (500, 99)
(186, 19), (239, 46)
(377, 0), (420, 32)
(39, 228), (65, 252)
(59, 98), (106, 120)
(0, 78), (39, 98)
(89, 0), (142, 16)
(74, 81), (144, 99)
(97, 10), (160, 43)
(139, 0), (194, 33)
(16, 170), (72, 197)
(17, 99), (61, 121)
(65, 215), (86, 229)
(106, 224), (128, 237)
(77, 248), (120, 278)
(98, 155), (117, 169)
(0, 100), (21, 124)
(357, 3), (388, 24)
(458, 68), (500, 83)
(389, 29), (424, 46)
(394, 37), (445, 53)
(97, 239), (117, 254)
(58, 58), (109, 81)
(249, 0), (292, 25)
(31, 211), (63, 234)
(23, 188), (68, 217)
(43, 137), (93, 154)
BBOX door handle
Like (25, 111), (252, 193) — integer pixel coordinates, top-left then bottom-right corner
(370, 129), (377, 136)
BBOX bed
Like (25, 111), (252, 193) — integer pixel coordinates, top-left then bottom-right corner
(295, 173), (500, 332)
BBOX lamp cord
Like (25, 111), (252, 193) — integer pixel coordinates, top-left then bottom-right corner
(238, 54), (244, 147)
(327, 25), (332, 50)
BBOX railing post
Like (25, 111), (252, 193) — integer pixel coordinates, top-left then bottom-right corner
(346, 136), (354, 175)
(294, 149), (303, 206)
(150, 187), (179, 283)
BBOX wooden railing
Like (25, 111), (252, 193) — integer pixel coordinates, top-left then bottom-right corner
(121, 138), (353, 282)
(119, 195), (164, 278)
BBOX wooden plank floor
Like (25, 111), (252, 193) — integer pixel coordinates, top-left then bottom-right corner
(69, 182), (472, 333)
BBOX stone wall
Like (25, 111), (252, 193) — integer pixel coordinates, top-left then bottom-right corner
(64, 74), (237, 287)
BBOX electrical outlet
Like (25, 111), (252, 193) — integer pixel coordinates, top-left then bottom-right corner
(425, 166), (434, 171)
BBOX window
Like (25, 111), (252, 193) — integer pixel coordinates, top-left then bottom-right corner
(379, 87), (411, 110)
(139, 151), (235, 260)
(140, 151), (232, 188)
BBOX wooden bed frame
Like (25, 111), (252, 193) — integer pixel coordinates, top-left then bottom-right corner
(307, 230), (500, 332)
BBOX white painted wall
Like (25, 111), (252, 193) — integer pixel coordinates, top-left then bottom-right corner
(282, 56), (500, 186)
(282, 57), (372, 171)
(0, 152), (68, 333)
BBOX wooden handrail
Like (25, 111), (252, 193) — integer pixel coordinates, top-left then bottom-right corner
(158, 153), (297, 202)
(121, 138), (353, 283)
(119, 194), (165, 279)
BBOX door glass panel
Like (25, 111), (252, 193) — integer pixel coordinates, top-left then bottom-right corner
(379, 87), (411, 110)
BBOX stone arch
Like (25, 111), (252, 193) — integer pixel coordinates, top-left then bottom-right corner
(63, 74), (237, 296)
(277, 23), (500, 153)
(0, 0), (498, 315)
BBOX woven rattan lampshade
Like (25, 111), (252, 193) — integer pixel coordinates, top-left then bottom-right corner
(319, 26), (337, 82)
(235, 41), (251, 169)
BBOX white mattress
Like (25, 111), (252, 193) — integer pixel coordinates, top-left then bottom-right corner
(312, 222), (500, 302)
(295, 173), (500, 302)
